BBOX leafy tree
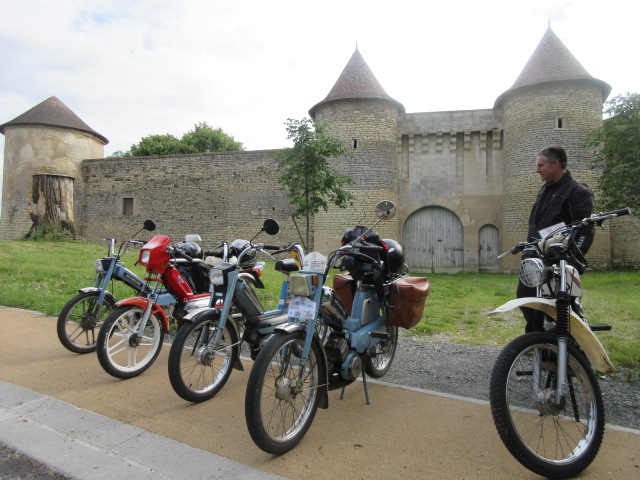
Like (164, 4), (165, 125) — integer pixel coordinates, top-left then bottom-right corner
(129, 134), (184, 156)
(277, 118), (354, 250)
(182, 122), (244, 152)
(122, 123), (244, 156)
(585, 92), (640, 211)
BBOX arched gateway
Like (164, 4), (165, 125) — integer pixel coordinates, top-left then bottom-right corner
(402, 206), (464, 273)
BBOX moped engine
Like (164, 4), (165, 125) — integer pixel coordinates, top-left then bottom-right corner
(324, 335), (362, 381)
(341, 352), (362, 381)
(319, 286), (348, 329)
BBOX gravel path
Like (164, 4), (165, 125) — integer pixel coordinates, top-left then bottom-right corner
(383, 333), (640, 430)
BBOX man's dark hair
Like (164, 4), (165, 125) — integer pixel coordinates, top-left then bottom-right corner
(538, 146), (567, 169)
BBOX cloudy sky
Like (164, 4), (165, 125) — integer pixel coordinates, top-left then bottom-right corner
(1, 0), (637, 188)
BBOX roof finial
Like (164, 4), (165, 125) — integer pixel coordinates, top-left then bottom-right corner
(548, 17), (551, 28)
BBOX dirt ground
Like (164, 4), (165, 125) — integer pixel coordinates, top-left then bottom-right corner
(1, 307), (639, 480)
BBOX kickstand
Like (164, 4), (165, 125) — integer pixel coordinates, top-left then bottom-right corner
(339, 371), (371, 405)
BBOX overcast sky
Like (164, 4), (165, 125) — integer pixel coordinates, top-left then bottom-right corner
(1, 0), (638, 195)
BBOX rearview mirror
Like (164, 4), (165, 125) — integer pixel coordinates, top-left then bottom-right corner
(143, 219), (156, 231)
(262, 219), (280, 236)
(375, 201), (396, 221)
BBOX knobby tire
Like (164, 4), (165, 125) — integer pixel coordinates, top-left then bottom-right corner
(489, 332), (605, 479)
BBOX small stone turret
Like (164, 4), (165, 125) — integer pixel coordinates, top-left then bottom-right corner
(309, 48), (404, 253)
(0, 96), (108, 239)
(497, 27), (611, 270)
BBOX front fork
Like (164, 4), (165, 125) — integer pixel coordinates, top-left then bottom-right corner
(534, 259), (570, 406)
(135, 282), (160, 336)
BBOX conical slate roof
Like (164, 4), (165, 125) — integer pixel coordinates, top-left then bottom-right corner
(0, 96), (109, 144)
(495, 27), (610, 107)
(309, 48), (404, 117)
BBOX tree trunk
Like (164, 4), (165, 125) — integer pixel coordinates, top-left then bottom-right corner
(27, 174), (75, 239)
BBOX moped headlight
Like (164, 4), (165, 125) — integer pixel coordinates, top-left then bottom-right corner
(519, 258), (549, 287)
(209, 268), (225, 285)
(139, 249), (151, 265)
(94, 258), (105, 274)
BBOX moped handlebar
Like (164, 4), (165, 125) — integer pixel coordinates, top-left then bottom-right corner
(169, 246), (194, 263)
(582, 207), (631, 225)
(263, 244), (281, 251)
(497, 207), (631, 259)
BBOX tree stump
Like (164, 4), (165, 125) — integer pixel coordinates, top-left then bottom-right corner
(26, 174), (75, 239)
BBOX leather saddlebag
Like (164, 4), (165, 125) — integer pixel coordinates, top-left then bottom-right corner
(387, 277), (430, 329)
(332, 273), (355, 315)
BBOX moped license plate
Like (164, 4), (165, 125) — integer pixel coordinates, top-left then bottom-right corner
(288, 296), (317, 320)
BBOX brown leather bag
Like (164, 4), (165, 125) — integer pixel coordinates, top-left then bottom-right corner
(387, 276), (430, 329)
(332, 273), (355, 315)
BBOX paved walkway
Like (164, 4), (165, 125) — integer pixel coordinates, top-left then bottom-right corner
(1, 306), (639, 480)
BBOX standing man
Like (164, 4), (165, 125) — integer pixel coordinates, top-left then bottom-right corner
(518, 146), (595, 332)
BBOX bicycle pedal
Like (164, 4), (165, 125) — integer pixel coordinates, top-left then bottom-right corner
(370, 331), (390, 340)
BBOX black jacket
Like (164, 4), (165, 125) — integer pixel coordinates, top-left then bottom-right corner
(527, 170), (595, 256)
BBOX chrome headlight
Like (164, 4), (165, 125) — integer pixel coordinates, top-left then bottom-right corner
(519, 258), (550, 287)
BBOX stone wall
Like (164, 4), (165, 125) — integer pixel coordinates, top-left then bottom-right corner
(79, 150), (302, 251)
(610, 214), (640, 268)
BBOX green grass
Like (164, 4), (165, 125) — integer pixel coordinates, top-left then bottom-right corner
(0, 239), (638, 370)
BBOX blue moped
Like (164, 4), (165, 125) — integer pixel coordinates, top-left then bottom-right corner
(245, 201), (430, 454)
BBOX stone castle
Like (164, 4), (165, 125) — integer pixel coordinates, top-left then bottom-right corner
(1, 27), (638, 272)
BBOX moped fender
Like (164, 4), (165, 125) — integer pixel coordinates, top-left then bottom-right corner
(115, 297), (171, 333)
(180, 307), (218, 323)
(489, 297), (615, 373)
(271, 324), (329, 409)
(239, 272), (265, 289)
(182, 308), (244, 371)
(78, 287), (117, 305)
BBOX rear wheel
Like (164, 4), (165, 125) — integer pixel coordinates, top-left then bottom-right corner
(364, 325), (398, 378)
(168, 313), (237, 402)
(57, 291), (116, 353)
(489, 332), (605, 478)
(97, 305), (164, 379)
(245, 330), (321, 454)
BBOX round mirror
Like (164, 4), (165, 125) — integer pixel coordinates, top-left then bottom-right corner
(143, 219), (156, 231)
(375, 201), (396, 220)
(262, 219), (280, 236)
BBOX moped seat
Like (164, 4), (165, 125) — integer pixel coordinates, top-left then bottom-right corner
(275, 258), (299, 273)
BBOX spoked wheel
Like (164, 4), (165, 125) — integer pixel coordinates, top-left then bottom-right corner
(57, 291), (116, 353)
(168, 313), (238, 402)
(245, 331), (322, 454)
(364, 325), (398, 378)
(97, 305), (164, 379)
(489, 332), (605, 479)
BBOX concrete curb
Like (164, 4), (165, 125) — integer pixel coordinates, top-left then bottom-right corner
(0, 381), (288, 480)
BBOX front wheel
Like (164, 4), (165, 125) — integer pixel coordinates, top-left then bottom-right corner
(364, 325), (398, 378)
(57, 291), (116, 353)
(245, 330), (322, 454)
(97, 305), (164, 379)
(168, 313), (238, 402)
(489, 332), (605, 479)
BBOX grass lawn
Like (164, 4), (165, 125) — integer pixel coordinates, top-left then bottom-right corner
(1, 239), (638, 370)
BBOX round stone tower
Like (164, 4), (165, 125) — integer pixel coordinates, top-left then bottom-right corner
(0, 96), (108, 240)
(309, 48), (404, 254)
(495, 27), (611, 271)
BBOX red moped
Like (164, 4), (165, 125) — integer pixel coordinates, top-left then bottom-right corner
(96, 234), (212, 379)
